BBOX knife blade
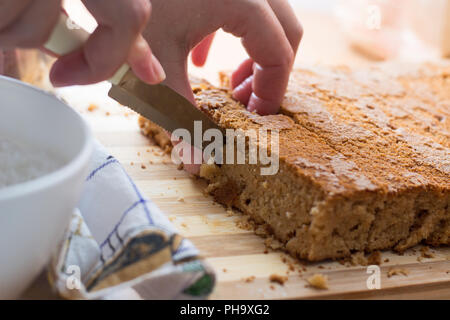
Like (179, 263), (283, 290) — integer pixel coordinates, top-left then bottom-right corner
(44, 14), (223, 152)
(108, 69), (224, 151)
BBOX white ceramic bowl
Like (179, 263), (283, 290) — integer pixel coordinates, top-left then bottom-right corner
(0, 76), (93, 299)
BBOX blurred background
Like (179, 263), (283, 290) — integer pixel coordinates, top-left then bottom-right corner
(189, 0), (450, 82)
(290, 0), (449, 62)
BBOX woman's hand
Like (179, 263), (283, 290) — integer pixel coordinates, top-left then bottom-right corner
(144, 0), (303, 115)
(0, 0), (302, 115)
(0, 0), (165, 86)
(142, 0), (302, 174)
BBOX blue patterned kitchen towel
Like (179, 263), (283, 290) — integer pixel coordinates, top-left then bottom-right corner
(48, 141), (215, 299)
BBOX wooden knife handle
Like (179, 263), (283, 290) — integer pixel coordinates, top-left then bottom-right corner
(44, 13), (129, 85)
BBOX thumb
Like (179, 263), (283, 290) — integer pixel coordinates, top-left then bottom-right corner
(127, 35), (166, 85)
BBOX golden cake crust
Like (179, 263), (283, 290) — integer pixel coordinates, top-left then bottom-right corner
(140, 63), (450, 261)
(194, 64), (450, 198)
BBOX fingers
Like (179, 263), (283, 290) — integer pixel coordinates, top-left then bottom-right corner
(220, 1), (295, 115)
(51, 0), (163, 86)
(0, 0), (32, 30)
(219, 0), (302, 115)
(142, 7), (196, 106)
(0, 0), (60, 49)
(267, 0), (303, 53)
(191, 32), (215, 67)
(127, 35), (166, 84)
(231, 58), (254, 105)
(231, 58), (254, 89)
(232, 75), (253, 106)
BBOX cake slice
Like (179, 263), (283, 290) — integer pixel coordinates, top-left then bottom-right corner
(139, 63), (450, 261)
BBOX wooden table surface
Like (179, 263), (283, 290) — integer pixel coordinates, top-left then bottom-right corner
(21, 8), (450, 300)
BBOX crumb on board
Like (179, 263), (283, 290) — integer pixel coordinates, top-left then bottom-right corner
(420, 246), (435, 259)
(278, 254), (299, 273)
(264, 236), (282, 251)
(177, 197), (185, 202)
(244, 276), (256, 283)
(306, 274), (328, 290)
(222, 268), (227, 273)
(343, 251), (382, 266)
(269, 274), (288, 285)
(169, 216), (176, 222)
(367, 251), (382, 265)
(255, 225), (268, 236)
(235, 216), (255, 231)
(350, 252), (366, 266)
(130, 162), (134, 166)
(105, 111), (110, 116)
(181, 223), (187, 228)
(269, 285), (275, 290)
(141, 164), (146, 169)
(387, 268), (409, 278)
(87, 104), (98, 112)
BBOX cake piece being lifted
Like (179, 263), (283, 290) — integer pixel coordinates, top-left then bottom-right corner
(139, 63), (450, 261)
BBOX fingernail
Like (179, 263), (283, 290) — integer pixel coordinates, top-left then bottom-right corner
(248, 93), (280, 115)
(149, 54), (166, 83)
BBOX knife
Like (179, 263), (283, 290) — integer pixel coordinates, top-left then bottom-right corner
(44, 14), (223, 151)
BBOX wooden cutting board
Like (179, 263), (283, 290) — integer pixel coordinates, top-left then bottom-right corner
(45, 80), (449, 300)
(23, 9), (450, 299)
